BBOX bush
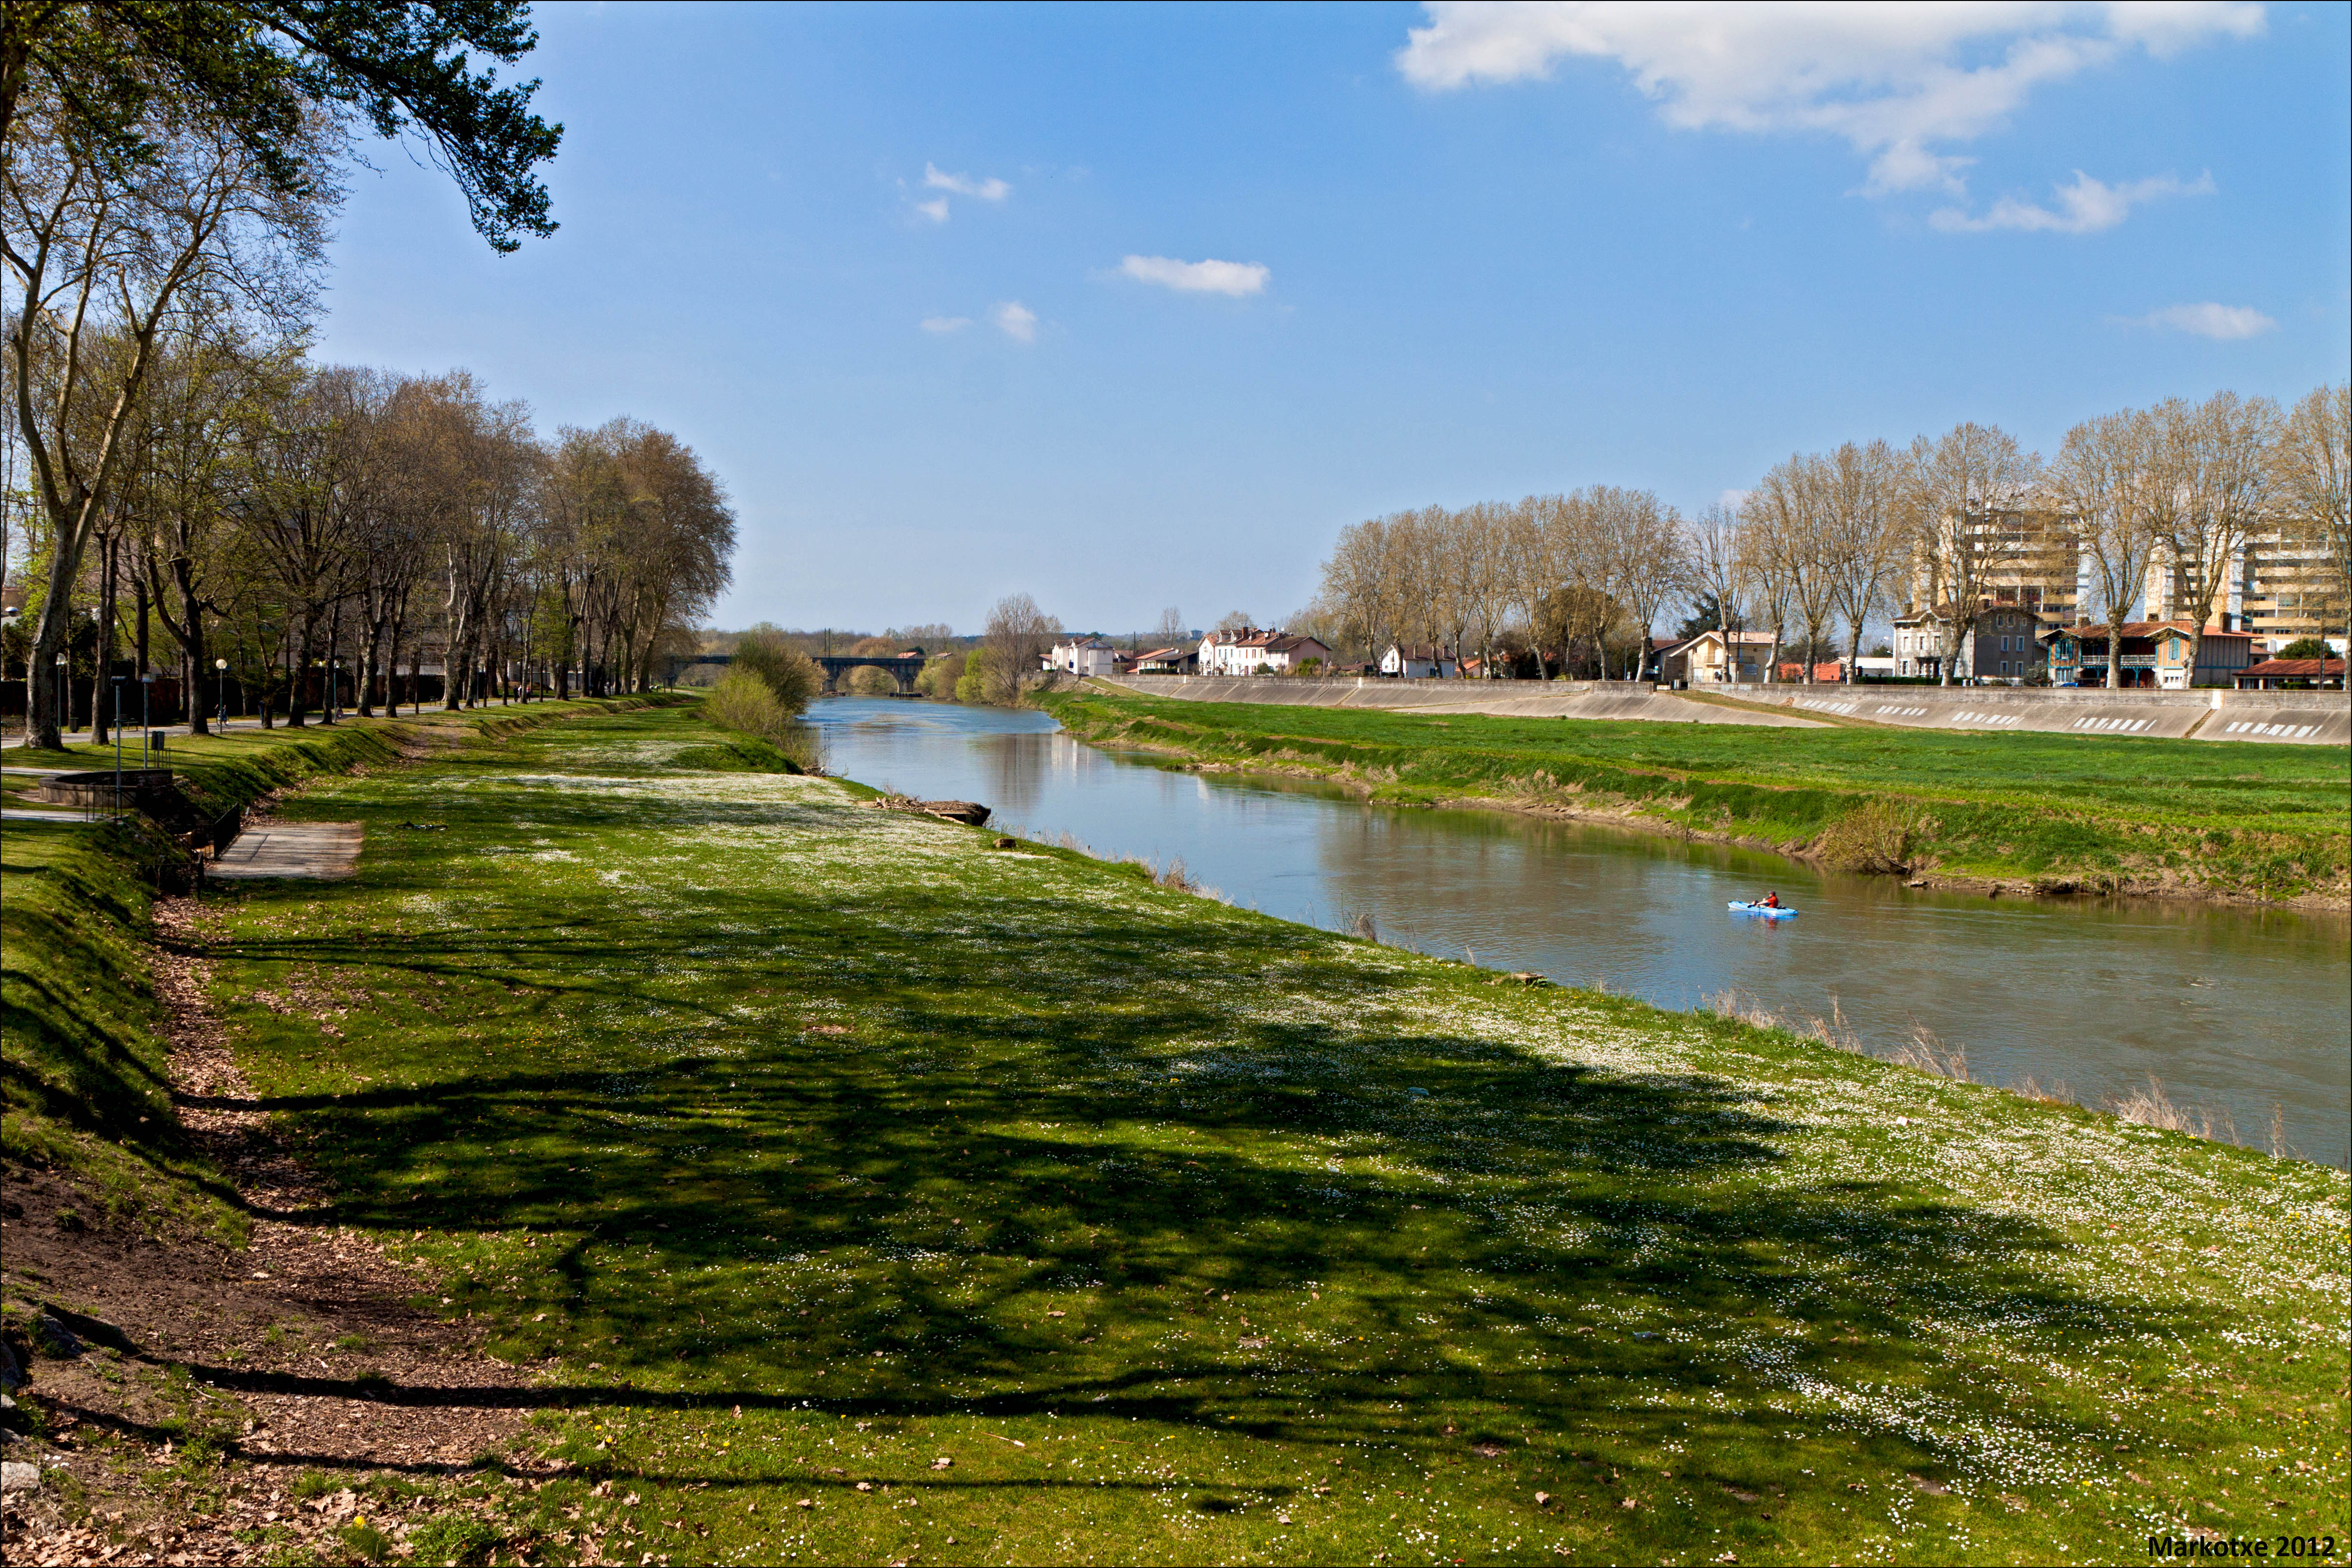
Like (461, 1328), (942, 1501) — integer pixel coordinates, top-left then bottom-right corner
(955, 647), (998, 704)
(702, 668), (789, 740)
(1814, 799), (1922, 874)
(2277, 636), (2334, 661)
(919, 650), (966, 699)
(730, 630), (822, 714)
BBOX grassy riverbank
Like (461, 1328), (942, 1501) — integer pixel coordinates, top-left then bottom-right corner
(1038, 686), (2352, 905)
(10, 701), (2341, 1565)
(0, 699), (671, 1240)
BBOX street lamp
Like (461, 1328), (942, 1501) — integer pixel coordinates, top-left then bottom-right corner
(110, 674), (125, 814)
(216, 657), (229, 730)
(54, 653), (68, 736)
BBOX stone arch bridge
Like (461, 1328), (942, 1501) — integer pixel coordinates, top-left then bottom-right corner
(661, 650), (928, 695)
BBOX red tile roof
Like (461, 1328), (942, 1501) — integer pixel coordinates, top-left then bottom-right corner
(2240, 657), (2346, 678)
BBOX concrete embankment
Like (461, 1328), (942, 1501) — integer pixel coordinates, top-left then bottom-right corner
(1706, 685), (2352, 745)
(1098, 674), (1827, 726)
(1100, 674), (2349, 744)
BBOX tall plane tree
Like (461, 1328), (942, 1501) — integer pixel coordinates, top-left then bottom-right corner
(4, 0), (560, 747)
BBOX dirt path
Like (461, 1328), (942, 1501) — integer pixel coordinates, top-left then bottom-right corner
(1, 860), (549, 1565)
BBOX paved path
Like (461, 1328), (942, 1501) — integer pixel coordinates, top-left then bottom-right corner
(210, 821), (364, 880)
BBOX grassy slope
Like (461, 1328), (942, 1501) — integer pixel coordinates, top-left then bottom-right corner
(2, 722), (407, 1241)
(181, 704), (2347, 1565)
(1038, 688), (2352, 902)
(0, 700), (670, 1241)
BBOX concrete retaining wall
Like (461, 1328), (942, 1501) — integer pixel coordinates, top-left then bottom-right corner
(1098, 675), (1825, 727)
(1095, 675), (2350, 744)
(1705, 685), (2350, 745)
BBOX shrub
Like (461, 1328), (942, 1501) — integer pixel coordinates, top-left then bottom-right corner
(955, 647), (998, 704)
(702, 669), (788, 740)
(1813, 799), (1922, 874)
(730, 630), (822, 714)
(919, 650), (966, 699)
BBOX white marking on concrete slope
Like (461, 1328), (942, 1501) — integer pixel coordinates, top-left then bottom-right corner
(210, 820), (364, 880)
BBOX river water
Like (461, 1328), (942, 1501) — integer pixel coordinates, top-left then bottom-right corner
(804, 697), (2352, 1169)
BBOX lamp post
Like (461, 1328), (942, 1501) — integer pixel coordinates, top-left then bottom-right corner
(54, 652), (69, 738)
(111, 675), (125, 815)
(216, 657), (229, 730)
(140, 671), (152, 766)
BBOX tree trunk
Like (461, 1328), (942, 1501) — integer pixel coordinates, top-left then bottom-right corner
(288, 613), (314, 727)
(133, 569), (150, 715)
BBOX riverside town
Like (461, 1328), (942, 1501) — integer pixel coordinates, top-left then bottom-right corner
(2, 4), (2345, 1566)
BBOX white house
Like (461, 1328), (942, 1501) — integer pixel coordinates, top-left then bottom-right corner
(1048, 638), (1119, 678)
(1197, 628), (1331, 676)
(1658, 630), (1773, 684)
(1379, 643), (1458, 679)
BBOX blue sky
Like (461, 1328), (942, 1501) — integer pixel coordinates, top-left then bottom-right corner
(314, 1), (2352, 635)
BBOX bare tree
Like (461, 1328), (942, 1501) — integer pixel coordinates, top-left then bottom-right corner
(983, 591), (1055, 704)
(2154, 391), (2278, 672)
(1754, 457), (1839, 683)
(1597, 487), (1683, 680)
(1899, 422), (2042, 686)
(1736, 493), (1796, 685)
(1821, 440), (1900, 685)
(2048, 410), (2161, 689)
(1683, 501), (1747, 657)
(2272, 383), (2349, 640)
(1153, 605), (1185, 646)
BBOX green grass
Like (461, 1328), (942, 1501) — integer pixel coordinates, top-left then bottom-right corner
(170, 702), (2347, 1564)
(0, 698), (673, 1238)
(1037, 687), (2352, 902)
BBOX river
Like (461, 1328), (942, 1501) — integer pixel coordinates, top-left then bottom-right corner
(803, 696), (2352, 1169)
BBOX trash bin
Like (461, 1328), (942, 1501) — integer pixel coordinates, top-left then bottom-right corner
(148, 731), (167, 750)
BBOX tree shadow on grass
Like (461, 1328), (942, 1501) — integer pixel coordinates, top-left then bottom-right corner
(185, 723), (2209, 1509)
(191, 890), (2178, 1497)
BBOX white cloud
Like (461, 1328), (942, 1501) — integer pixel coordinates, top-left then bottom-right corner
(992, 301), (1037, 343)
(1394, 2), (2263, 198)
(920, 316), (972, 334)
(924, 162), (1011, 201)
(1930, 169), (2213, 233)
(2132, 301), (2276, 340)
(914, 197), (950, 224)
(1118, 255), (1272, 296)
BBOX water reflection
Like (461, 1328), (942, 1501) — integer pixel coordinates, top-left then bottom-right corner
(804, 696), (2352, 1168)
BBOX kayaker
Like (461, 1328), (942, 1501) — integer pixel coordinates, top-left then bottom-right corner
(1763, 891), (1780, 908)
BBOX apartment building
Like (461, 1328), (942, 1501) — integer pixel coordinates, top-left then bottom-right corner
(1906, 507), (2082, 627)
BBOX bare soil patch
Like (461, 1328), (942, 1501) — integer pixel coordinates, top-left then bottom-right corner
(0, 896), (550, 1565)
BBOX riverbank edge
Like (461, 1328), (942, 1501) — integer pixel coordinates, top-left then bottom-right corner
(1036, 687), (2351, 912)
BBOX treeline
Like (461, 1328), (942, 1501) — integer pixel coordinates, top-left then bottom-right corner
(1, 1), (605, 747)
(1314, 389), (2348, 686)
(4, 345), (735, 737)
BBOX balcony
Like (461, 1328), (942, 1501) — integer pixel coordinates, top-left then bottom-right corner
(2071, 653), (2157, 669)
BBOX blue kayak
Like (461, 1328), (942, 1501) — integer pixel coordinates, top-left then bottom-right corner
(1728, 901), (1798, 919)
